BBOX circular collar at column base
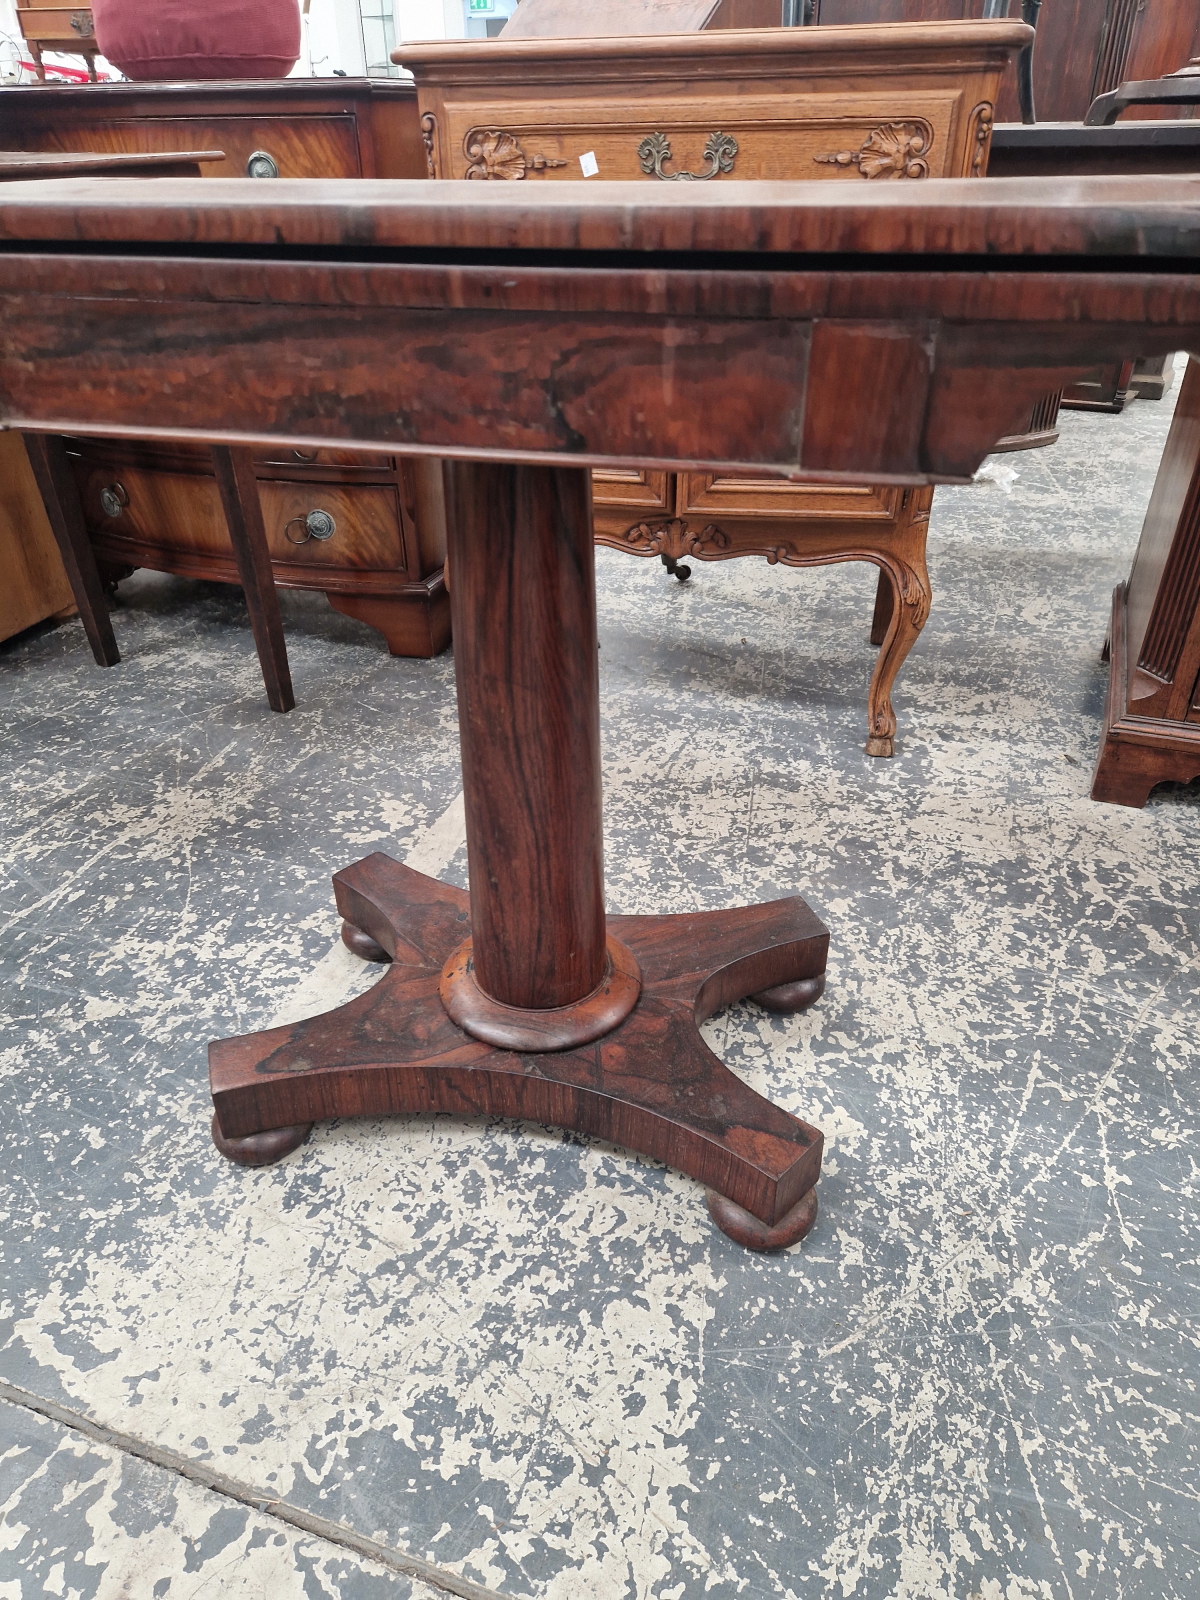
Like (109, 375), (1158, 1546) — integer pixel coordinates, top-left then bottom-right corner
(439, 934), (641, 1053)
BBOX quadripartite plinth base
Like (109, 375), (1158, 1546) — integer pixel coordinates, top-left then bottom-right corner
(209, 853), (829, 1249)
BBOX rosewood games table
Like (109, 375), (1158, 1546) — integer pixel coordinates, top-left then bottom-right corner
(4, 176), (1200, 1249)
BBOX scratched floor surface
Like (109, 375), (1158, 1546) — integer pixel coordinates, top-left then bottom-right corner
(2, 381), (1198, 1600)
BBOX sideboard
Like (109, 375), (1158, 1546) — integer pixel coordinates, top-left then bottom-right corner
(0, 80), (449, 658)
(401, 18), (1029, 754)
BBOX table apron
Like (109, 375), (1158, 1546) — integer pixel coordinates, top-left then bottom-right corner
(1, 260), (1198, 479)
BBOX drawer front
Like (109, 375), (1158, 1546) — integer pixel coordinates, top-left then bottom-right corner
(437, 91), (968, 183)
(591, 467), (671, 514)
(678, 474), (906, 524)
(260, 482), (407, 571)
(75, 465), (408, 575)
(21, 116), (362, 179)
(17, 9), (95, 42)
(77, 464), (229, 558)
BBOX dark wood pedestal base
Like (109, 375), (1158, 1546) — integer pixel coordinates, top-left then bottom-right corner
(209, 852), (829, 1247)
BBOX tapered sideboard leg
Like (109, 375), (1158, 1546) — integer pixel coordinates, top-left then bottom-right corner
(211, 446), (295, 714)
(23, 433), (119, 668)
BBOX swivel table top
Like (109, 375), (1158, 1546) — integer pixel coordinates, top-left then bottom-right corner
(5, 176), (1200, 1248)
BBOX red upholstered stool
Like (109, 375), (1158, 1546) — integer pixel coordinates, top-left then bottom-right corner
(93, 0), (300, 80)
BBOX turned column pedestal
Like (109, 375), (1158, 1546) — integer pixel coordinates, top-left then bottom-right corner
(209, 462), (829, 1250)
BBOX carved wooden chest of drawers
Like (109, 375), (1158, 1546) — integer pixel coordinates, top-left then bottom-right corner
(400, 20), (1028, 751)
(410, 22), (1018, 189)
(0, 80), (449, 658)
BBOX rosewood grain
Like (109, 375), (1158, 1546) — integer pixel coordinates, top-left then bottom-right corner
(445, 461), (606, 1010)
(210, 852), (830, 1236)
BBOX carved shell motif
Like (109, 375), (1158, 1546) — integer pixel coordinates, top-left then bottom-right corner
(462, 128), (567, 181)
(464, 130), (527, 180)
(815, 121), (932, 181)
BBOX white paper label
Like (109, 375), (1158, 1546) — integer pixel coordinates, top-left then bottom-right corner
(579, 151), (599, 177)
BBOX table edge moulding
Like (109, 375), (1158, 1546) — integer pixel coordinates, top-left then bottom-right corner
(4, 174), (1200, 1248)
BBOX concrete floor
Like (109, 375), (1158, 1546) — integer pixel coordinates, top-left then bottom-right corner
(2, 385), (1198, 1600)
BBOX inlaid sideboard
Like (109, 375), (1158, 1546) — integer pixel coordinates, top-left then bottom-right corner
(400, 18), (1031, 753)
(0, 80), (449, 658)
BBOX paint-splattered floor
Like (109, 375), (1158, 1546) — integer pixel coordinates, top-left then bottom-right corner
(2, 382), (1198, 1600)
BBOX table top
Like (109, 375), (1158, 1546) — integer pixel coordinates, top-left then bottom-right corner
(2, 175), (1200, 485)
(1, 174), (1200, 260)
(0, 151), (225, 180)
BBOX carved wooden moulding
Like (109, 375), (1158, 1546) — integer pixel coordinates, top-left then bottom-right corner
(463, 127), (566, 180)
(814, 120), (933, 180)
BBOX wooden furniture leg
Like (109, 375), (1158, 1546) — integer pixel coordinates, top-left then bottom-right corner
(209, 462), (830, 1250)
(211, 446), (295, 714)
(869, 568), (893, 648)
(865, 556), (931, 758)
(22, 433), (119, 667)
(1091, 357), (1200, 806)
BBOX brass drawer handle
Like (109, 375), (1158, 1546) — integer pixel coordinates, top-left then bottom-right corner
(246, 149), (279, 179)
(292, 447), (319, 462)
(285, 509), (337, 545)
(69, 10), (94, 36)
(100, 483), (128, 518)
(638, 131), (737, 182)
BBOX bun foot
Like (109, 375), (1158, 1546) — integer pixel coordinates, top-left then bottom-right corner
(706, 1186), (818, 1251)
(752, 972), (825, 1014)
(211, 1114), (312, 1167)
(341, 919), (391, 963)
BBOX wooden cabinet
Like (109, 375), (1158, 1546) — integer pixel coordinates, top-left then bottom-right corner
(0, 431), (74, 645)
(15, 0), (99, 81)
(1092, 357), (1200, 806)
(414, 23), (1017, 189)
(0, 80), (448, 659)
(401, 18), (1025, 752)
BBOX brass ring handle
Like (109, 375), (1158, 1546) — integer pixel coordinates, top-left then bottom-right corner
(285, 510), (337, 545)
(246, 149), (279, 179)
(100, 483), (128, 518)
(637, 131), (738, 182)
